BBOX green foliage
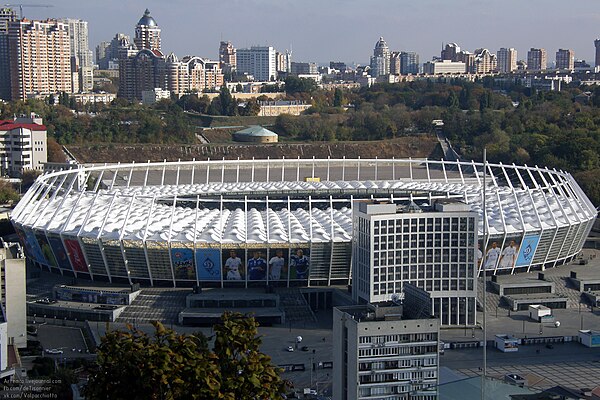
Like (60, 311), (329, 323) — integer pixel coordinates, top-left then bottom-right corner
(284, 76), (318, 95)
(0, 180), (19, 203)
(84, 313), (290, 400)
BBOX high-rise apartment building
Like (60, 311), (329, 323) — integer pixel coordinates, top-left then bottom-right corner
(527, 48), (547, 71)
(219, 40), (236, 75)
(119, 49), (166, 100)
(390, 51), (401, 75)
(0, 7), (17, 100)
(473, 48), (497, 74)
(497, 48), (517, 73)
(352, 200), (477, 326)
(275, 49), (292, 74)
(8, 19), (72, 100)
(555, 48), (575, 70)
(134, 9), (161, 51)
(456, 51), (475, 73)
(236, 46), (277, 81)
(441, 43), (460, 61)
(370, 37), (390, 77)
(97, 33), (131, 69)
(166, 54), (224, 96)
(61, 19), (94, 92)
(330, 61), (347, 72)
(333, 302), (440, 400)
(400, 52), (419, 75)
(595, 39), (600, 68)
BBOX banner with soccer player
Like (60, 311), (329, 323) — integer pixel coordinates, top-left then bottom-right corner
(247, 249), (268, 281)
(64, 239), (89, 273)
(290, 247), (310, 280)
(268, 248), (288, 282)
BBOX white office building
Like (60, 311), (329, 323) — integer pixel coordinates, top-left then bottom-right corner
(422, 60), (466, 74)
(352, 200), (478, 326)
(0, 243), (26, 349)
(236, 46), (277, 81)
(333, 303), (439, 400)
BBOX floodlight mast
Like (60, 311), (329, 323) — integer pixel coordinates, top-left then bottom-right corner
(481, 148), (487, 400)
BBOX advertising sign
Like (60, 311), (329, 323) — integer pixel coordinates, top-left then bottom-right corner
(195, 248), (222, 281)
(171, 248), (195, 280)
(47, 236), (72, 271)
(64, 239), (89, 273)
(515, 234), (541, 267)
(35, 232), (57, 267)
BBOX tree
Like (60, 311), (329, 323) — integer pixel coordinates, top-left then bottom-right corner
(333, 88), (344, 107)
(84, 313), (290, 400)
(284, 76), (317, 95)
(218, 85), (237, 116)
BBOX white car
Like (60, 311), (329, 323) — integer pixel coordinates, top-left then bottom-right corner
(286, 346), (294, 352)
(45, 349), (63, 355)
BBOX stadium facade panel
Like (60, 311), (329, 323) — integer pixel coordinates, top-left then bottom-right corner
(10, 158), (597, 287)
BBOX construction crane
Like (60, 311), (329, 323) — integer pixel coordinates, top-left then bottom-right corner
(4, 4), (54, 19)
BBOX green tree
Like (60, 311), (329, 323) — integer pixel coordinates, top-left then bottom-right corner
(84, 313), (290, 400)
(284, 76), (317, 95)
(333, 88), (344, 107)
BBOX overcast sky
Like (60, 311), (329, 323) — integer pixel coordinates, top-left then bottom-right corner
(22, 0), (600, 65)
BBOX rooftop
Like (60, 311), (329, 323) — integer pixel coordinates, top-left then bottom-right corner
(235, 125), (278, 137)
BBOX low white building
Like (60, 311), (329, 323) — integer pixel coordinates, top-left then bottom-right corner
(423, 60), (466, 74)
(0, 113), (47, 176)
(141, 88), (171, 105)
(528, 304), (552, 322)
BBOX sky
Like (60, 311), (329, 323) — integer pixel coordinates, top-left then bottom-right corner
(20, 0), (600, 66)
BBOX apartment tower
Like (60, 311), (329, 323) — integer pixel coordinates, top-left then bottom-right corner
(497, 48), (517, 73)
(527, 48), (547, 71)
(8, 19), (72, 100)
(555, 48), (575, 70)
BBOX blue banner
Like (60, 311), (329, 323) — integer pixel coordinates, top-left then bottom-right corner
(171, 248), (196, 280)
(515, 234), (540, 267)
(24, 229), (45, 264)
(195, 248), (222, 281)
(35, 232), (57, 267)
(48, 236), (72, 271)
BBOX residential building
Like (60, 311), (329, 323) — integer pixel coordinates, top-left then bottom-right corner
(473, 48), (497, 74)
(0, 7), (17, 100)
(141, 88), (170, 105)
(400, 52), (419, 74)
(574, 59), (592, 72)
(97, 33), (131, 70)
(275, 49), (292, 74)
(165, 54), (224, 96)
(441, 43), (460, 61)
(0, 243), (26, 349)
(390, 52), (401, 75)
(330, 61), (347, 72)
(134, 9), (161, 51)
(352, 200), (477, 326)
(527, 48), (547, 71)
(71, 92), (117, 105)
(595, 39), (600, 68)
(333, 301), (440, 400)
(497, 48), (517, 73)
(423, 60), (466, 74)
(0, 113), (47, 176)
(118, 48), (166, 101)
(456, 51), (475, 73)
(236, 46), (277, 81)
(555, 48), (575, 70)
(290, 62), (317, 75)
(61, 19), (94, 92)
(8, 19), (72, 100)
(370, 37), (390, 77)
(219, 40), (236, 74)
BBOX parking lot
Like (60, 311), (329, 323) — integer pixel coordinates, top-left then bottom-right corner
(34, 324), (89, 358)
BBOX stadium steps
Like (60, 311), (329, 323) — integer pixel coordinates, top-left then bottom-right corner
(330, 242), (352, 280)
(116, 289), (188, 324)
(276, 287), (317, 324)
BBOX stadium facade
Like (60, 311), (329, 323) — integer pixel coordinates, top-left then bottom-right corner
(10, 158), (597, 290)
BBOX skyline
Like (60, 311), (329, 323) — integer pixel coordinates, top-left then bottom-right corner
(16, 0), (600, 66)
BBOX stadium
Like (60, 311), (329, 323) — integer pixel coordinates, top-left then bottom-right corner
(10, 158), (598, 287)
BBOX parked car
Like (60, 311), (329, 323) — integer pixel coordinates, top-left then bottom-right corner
(301, 346), (309, 352)
(45, 349), (63, 355)
(286, 346), (294, 352)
